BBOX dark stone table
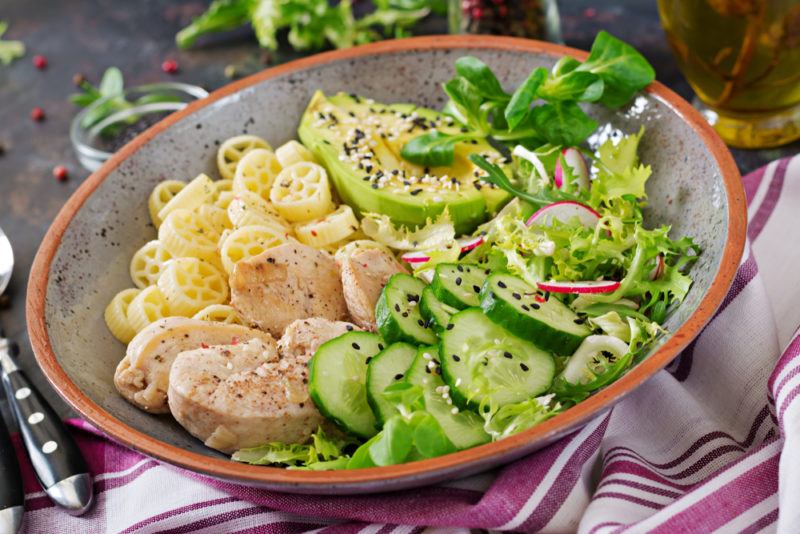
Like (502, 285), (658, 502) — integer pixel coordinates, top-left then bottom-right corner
(1, 0), (798, 426)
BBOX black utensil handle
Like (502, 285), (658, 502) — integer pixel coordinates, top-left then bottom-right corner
(2, 369), (89, 490)
(0, 414), (24, 510)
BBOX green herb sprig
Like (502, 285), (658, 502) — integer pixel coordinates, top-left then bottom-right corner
(0, 21), (25, 66)
(176, 0), (442, 52)
(401, 31), (656, 167)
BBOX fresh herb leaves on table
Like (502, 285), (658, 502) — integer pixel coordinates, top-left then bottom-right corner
(176, 0), (442, 51)
(401, 31), (656, 167)
(0, 21), (25, 65)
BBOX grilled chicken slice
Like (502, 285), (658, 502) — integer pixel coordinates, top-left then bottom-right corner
(168, 337), (323, 453)
(230, 242), (349, 337)
(114, 317), (274, 414)
(340, 247), (407, 330)
(278, 317), (360, 366)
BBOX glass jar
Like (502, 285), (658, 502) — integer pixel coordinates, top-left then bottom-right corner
(448, 0), (562, 42)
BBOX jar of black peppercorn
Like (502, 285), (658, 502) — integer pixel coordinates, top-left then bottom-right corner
(448, 0), (562, 42)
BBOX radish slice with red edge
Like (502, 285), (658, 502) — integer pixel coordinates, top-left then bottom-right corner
(555, 148), (590, 190)
(649, 254), (665, 280)
(536, 280), (621, 294)
(526, 201), (601, 229)
(457, 235), (484, 253)
(400, 251), (431, 264)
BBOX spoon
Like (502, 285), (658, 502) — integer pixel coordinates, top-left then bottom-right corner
(0, 225), (94, 523)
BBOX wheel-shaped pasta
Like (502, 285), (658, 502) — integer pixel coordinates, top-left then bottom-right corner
(219, 224), (288, 274)
(213, 179), (233, 200)
(275, 140), (316, 168)
(192, 304), (243, 325)
(196, 204), (232, 235)
(294, 205), (358, 248)
(227, 191), (289, 230)
(217, 134), (271, 180)
(232, 148), (283, 202)
(157, 257), (229, 317)
(104, 288), (141, 343)
(269, 162), (334, 222)
(214, 190), (235, 210)
(148, 180), (185, 228)
(127, 286), (171, 333)
(130, 240), (173, 289)
(158, 208), (221, 267)
(157, 173), (215, 222)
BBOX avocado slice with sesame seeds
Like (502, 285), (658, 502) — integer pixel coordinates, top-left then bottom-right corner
(297, 91), (510, 235)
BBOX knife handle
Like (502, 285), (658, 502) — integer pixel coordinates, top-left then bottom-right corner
(2, 368), (94, 516)
(0, 414), (24, 533)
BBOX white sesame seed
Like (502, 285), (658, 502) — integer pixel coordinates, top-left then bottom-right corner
(451, 407), (459, 414)
(423, 352), (432, 360)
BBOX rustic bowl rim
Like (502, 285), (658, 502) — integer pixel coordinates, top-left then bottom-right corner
(27, 35), (746, 490)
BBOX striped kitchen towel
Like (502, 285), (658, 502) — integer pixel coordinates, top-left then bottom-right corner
(12, 155), (800, 533)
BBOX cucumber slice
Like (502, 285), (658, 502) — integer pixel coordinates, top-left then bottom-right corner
(308, 331), (384, 438)
(440, 308), (555, 409)
(376, 273), (438, 345)
(366, 342), (418, 425)
(481, 273), (590, 354)
(420, 286), (459, 333)
(431, 263), (489, 309)
(406, 346), (490, 449)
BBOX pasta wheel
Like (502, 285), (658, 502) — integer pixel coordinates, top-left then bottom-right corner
(220, 224), (288, 274)
(227, 191), (289, 231)
(275, 140), (316, 167)
(196, 204), (232, 235)
(157, 257), (229, 317)
(217, 135), (272, 180)
(192, 304), (243, 325)
(130, 240), (173, 289)
(213, 179), (233, 200)
(104, 288), (141, 343)
(158, 208), (221, 267)
(127, 286), (171, 333)
(157, 173), (215, 223)
(269, 162), (334, 222)
(214, 190), (235, 210)
(148, 180), (186, 228)
(294, 205), (359, 248)
(232, 148), (283, 202)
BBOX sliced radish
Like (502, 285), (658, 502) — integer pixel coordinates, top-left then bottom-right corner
(526, 201), (601, 229)
(555, 148), (590, 191)
(536, 280), (621, 294)
(457, 235), (484, 253)
(649, 254), (665, 280)
(401, 251), (431, 264)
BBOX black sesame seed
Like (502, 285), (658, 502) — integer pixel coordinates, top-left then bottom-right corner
(352, 342), (360, 350)
(446, 323), (454, 330)
(452, 354), (461, 362)
(532, 303), (541, 310)
(371, 183), (379, 189)
(417, 319), (425, 327)
(410, 189), (423, 196)
(521, 304), (530, 311)
(503, 351), (513, 359)
(365, 356), (372, 364)
(473, 285), (481, 293)
(512, 292), (521, 300)
(520, 363), (529, 371)
(457, 265), (463, 272)
(402, 311), (409, 318)
(498, 281), (507, 289)
(455, 277), (463, 286)
(378, 344), (385, 351)
(346, 325), (354, 331)
(394, 373), (404, 380)
(394, 303), (401, 312)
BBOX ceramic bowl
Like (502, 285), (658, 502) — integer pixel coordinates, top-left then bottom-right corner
(27, 36), (746, 494)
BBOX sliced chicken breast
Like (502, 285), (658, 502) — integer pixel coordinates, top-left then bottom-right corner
(168, 338), (323, 453)
(278, 317), (360, 366)
(340, 247), (407, 330)
(114, 317), (274, 414)
(229, 242), (349, 336)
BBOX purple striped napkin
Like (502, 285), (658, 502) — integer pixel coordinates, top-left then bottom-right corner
(12, 155), (800, 533)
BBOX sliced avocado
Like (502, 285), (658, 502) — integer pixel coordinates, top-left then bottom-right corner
(297, 91), (511, 234)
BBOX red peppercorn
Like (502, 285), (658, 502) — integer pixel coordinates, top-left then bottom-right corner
(33, 55), (48, 70)
(53, 165), (68, 181)
(31, 107), (45, 122)
(535, 295), (546, 303)
(161, 59), (179, 74)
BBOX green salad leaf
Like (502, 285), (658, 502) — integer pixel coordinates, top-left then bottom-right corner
(232, 426), (354, 469)
(0, 21), (25, 66)
(483, 395), (563, 440)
